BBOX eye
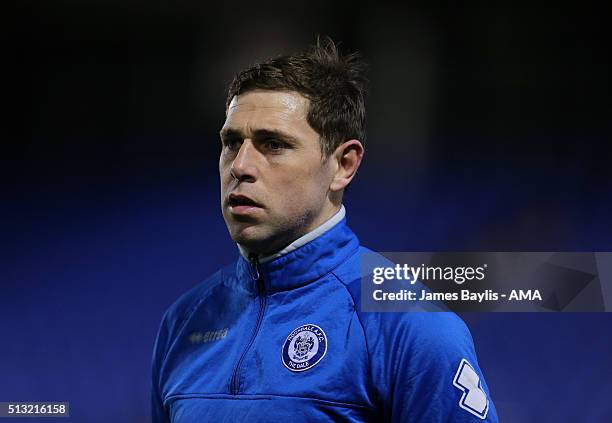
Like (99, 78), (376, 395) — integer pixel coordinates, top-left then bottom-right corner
(223, 138), (242, 151)
(265, 139), (285, 152)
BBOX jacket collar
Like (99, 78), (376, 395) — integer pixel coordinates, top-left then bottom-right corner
(235, 212), (359, 293)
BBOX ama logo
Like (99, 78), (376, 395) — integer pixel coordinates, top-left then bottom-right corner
(509, 289), (542, 301)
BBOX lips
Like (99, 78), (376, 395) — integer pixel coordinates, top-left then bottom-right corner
(227, 193), (263, 217)
(227, 193), (263, 209)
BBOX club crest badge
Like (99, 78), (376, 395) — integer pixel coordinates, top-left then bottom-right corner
(281, 324), (327, 372)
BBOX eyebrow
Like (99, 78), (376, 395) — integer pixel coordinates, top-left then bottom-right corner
(219, 128), (299, 144)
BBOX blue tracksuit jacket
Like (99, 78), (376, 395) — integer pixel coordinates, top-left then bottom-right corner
(152, 217), (498, 422)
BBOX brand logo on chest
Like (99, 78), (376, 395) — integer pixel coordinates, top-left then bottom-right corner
(281, 324), (327, 372)
(189, 328), (228, 344)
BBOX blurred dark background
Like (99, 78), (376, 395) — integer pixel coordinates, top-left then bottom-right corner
(3, 1), (611, 421)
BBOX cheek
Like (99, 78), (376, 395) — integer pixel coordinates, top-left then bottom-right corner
(301, 162), (333, 193)
(219, 163), (232, 187)
(219, 152), (233, 176)
(218, 160), (225, 185)
(273, 169), (329, 208)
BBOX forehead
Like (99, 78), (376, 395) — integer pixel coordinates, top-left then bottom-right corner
(223, 90), (316, 137)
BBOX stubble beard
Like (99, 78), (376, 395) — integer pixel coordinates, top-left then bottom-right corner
(228, 208), (316, 256)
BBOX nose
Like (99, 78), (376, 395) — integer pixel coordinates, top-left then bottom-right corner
(230, 139), (258, 182)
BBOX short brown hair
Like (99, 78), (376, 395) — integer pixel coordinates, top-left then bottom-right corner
(226, 36), (368, 157)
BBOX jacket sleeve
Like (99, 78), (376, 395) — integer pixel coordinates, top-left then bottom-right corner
(151, 312), (171, 423)
(369, 312), (499, 422)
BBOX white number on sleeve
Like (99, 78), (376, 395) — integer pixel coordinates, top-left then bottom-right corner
(452, 358), (489, 419)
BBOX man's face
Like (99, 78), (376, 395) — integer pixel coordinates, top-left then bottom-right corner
(219, 90), (337, 255)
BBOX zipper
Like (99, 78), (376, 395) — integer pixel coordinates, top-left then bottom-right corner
(230, 254), (267, 395)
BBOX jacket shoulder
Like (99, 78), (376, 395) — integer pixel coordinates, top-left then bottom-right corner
(330, 247), (477, 370)
(159, 264), (231, 338)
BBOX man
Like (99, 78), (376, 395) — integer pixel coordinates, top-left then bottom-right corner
(152, 37), (498, 422)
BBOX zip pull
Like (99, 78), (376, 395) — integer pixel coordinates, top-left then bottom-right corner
(248, 254), (266, 294)
(248, 253), (260, 281)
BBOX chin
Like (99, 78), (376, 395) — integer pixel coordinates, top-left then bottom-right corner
(234, 228), (294, 256)
(231, 226), (268, 249)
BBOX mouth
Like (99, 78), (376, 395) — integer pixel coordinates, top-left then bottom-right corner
(227, 193), (263, 215)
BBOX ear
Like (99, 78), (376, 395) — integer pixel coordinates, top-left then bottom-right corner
(329, 139), (364, 192)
